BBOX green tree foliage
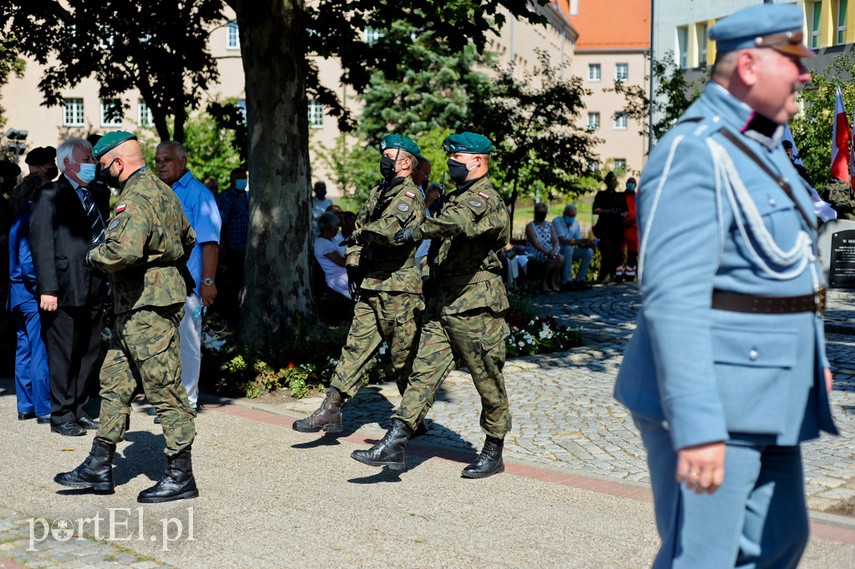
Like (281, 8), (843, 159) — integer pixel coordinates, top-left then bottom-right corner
(790, 52), (855, 189)
(473, 51), (600, 223)
(609, 51), (705, 144)
(1, 0), (225, 142)
(358, 24), (493, 143)
(0, 37), (25, 130)
(310, 132), (380, 203)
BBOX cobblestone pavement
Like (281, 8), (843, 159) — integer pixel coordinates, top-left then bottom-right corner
(281, 284), (855, 515)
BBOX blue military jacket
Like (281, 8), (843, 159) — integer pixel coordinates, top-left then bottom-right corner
(8, 201), (38, 311)
(614, 83), (838, 449)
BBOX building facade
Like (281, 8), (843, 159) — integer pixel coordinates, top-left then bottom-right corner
(1, 2), (579, 197)
(567, 0), (651, 178)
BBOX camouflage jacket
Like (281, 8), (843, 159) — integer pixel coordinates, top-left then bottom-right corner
(414, 175), (510, 315)
(87, 167), (196, 314)
(347, 176), (425, 293)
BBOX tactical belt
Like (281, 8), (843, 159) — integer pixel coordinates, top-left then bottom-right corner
(712, 289), (825, 314)
(438, 270), (500, 288)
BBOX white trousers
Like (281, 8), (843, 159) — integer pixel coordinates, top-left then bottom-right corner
(179, 294), (203, 408)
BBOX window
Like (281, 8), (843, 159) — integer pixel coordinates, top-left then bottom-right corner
(613, 159), (627, 174)
(587, 159), (599, 174)
(838, 0), (848, 45)
(696, 23), (708, 67)
(364, 28), (384, 43)
(101, 99), (123, 126)
(811, 2), (822, 49)
(677, 27), (689, 69)
(615, 63), (628, 82)
(588, 63), (601, 81)
(614, 112), (627, 130)
(308, 100), (323, 128)
(226, 21), (240, 50)
(138, 99), (153, 127)
(63, 98), (84, 126)
(587, 112), (600, 131)
(237, 99), (247, 123)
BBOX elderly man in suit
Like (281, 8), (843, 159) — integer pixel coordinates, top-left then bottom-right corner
(30, 138), (109, 436)
(614, 5), (838, 568)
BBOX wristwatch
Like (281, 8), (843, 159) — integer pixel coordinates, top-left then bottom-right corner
(201, 278), (215, 286)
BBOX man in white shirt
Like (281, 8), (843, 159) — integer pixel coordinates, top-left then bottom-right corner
(552, 204), (593, 290)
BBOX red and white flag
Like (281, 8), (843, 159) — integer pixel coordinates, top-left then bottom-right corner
(831, 85), (851, 183)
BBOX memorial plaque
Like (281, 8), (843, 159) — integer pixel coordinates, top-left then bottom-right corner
(829, 229), (855, 288)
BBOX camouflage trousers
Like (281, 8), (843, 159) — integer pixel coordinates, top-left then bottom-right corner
(96, 305), (195, 457)
(332, 290), (424, 398)
(394, 308), (512, 439)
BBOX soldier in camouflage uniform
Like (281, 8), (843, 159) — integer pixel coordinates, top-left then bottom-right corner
(352, 132), (512, 478)
(55, 131), (200, 503)
(293, 134), (426, 434)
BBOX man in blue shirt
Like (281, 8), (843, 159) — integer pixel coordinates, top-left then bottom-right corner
(552, 204), (593, 290)
(156, 141), (221, 412)
(216, 167), (248, 326)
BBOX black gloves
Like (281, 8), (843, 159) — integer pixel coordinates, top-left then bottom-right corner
(394, 227), (415, 244)
(346, 265), (364, 301)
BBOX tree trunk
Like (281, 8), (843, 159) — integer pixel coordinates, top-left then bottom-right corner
(230, 0), (313, 350)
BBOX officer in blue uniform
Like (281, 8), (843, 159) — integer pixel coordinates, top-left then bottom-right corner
(614, 5), (838, 568)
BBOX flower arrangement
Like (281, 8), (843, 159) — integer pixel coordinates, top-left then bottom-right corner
(506, 315), (582, 358)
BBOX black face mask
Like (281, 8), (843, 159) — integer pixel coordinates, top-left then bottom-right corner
(447, 158), (470, 184)
(534, 211), (547, 222)
(45, 167), (59, 181)
(98, 160), (120, 188)
(379, 156), (396, 180)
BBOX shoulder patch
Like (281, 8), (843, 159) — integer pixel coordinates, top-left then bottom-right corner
(405, 191), (415, 199)
(115, 203), (127, 213)
(469, 200), (483, 208)
(397, 203), (410, 212)
(108, 218), (121, 231)
(478, 192), (490, 199)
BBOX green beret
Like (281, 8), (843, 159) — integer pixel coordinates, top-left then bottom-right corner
(443, 132), (493, 154)
(92, 130), (137, 160)
(380, 134), (421, 158)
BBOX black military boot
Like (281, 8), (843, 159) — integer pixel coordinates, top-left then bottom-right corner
(292, 387), (345, 433)
(351, 419), (412, 470)
(462, 436), (505, 479)
(54, 438), (116, 493)
(138, 450), (199, 503)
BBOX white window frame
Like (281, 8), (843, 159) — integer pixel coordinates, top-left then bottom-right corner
(100, 99), (123, 127)
(226, 21), (240, 50)
(63, 98), (84, 127)
(677, 27), (689, 69)
(308, 99), (324, 129)
(838, 0), (848, 45)
(587, 112), (600, 131)
(697, 23), (708, 67)
(615, 63), (628, 82)
(811, 2), (822, 49)
(364, 28), (384, 43)
(613, 159), (627, 174)
(138, 99), (153, 127)
(588, 63), (601, 82)
(614, 112), (627, 130)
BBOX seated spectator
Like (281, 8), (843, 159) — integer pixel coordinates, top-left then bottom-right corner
(314, 212), (350, 300)
(523, 202), (563, 292)
(552, 204), (594, 291)
(311, 181), (333, 236)
(339, 211), (357, 239)
(9, 174), (51, 423)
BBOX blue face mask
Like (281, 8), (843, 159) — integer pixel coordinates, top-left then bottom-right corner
(235, 179), (248, 191)
(77, 163), (97, 183)
(626, 182), (636, 191)
(564, 215), (575, 225)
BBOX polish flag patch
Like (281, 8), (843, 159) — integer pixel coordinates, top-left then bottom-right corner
(478, 192), (490, 199)
(405, 191), (416, 199)
(115, 204), (127, 213)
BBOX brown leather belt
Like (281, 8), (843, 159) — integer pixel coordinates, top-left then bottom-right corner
(711, 290), (824, 314)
